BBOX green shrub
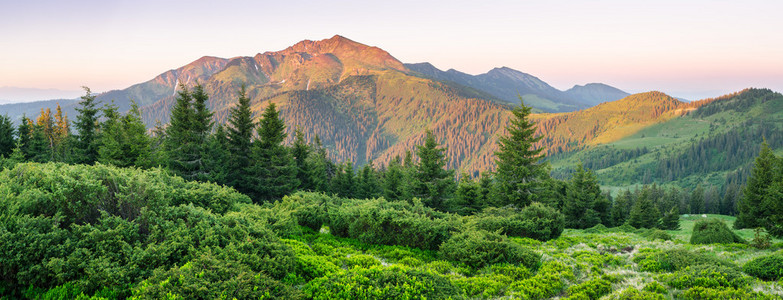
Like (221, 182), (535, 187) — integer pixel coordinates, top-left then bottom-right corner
(617, 223), (636, 232)
(680, 286), (776, 299)
(690, 218), (746, 245)
(472, 203), (565, 241)
(439, 229), (540, 270)
(666, 264), (750, 289)
(643, 281), (667, 294)
(509, 261), (574, 299)
(296, 255), (341, 281)
(584, 224), (609, 234)
(607, 288), (665, 300)
(453, 274), (512, 298)
(751, 227), (772, 249)
(328, 198), (458, 250)
(743, 254), (783, 281)
(303, 265), (463, 300)
(130, 254), (299, 300)
(635, 248), (736, 272)
(647, 229), (673, 241)
(566, 276), (613, 300)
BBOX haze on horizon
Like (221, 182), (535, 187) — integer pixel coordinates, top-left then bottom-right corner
(1, 0), (781, 103)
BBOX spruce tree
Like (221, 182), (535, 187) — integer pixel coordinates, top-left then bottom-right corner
(28, 123), (51, 162)
(249, 102), (298, 201)
(383, 156), (406, 201)
(454, 173), (482, 215)
(357, 161), (381, 199)
(307, 135), (332, 193)
(17, 116), (31, 160)
(98, 101), (152, 168)
(204, 125), (230, 184)
(628, 187), (660, 229)
(494, 99), (546, 207)
(166, 84), (213, 181)
(0, 115), (15, 158)
(736, 141), (777, 229)
(611, 189), (633, 226)
(292, 128), (312, 191)
(563, 164), (604, 228)
(659, 206), (681, 230)
(226, 86), (255, 193)
(413, 130), (455, 211)
(690, 185), (705, 214)
(74, 87), (101, 164)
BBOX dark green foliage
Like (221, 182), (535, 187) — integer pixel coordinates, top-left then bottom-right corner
(690, 218), (746, 245)
(383, 156), (407, 201)
(413, 131), (455, 211)
(356, 161), (381, 199)
(563, 164), (606, 229)
(0, 115), (14, 158)
(249, 102), (298, 201)
(303, 265), (463, 300)
(751, 227), (772, 249)
(73, 87), (101, 164)
(328, 198), (457, 250)
(690, 185), (705, 214)
(494, 99), (547, 207)
(98, 101), (153, 168)
(131, 254), (299, 299)
(292, 128), (312, 191)
(627, 188), (660, 229)
(438, 229), (540, 270)
(472, 203), (565, 241)
(634, 248), (736, 273)
(331, 162), (356, 198)
(307, 135), (333, 193)
(659, 206), (680, 230)
(647, 230), (673, 241)
(611, 190), (633, 226)
(451, 173), (482, 215)
(165, 84), (212, 181)
(226, 86), (255, 193)
(743, 254), (783, 281)
(736, 141), (777, 229)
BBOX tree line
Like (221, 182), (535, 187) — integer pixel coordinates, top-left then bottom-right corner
(0, 86), (689, 232)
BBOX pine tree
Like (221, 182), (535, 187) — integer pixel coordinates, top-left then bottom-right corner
(721, 183), (739, 215)
(0, 115), (15, 158)
(453, 173), (482, 215)
(17, 116), (31, 160)
(52, 103), (71, 161)
(226, 86), (255, 193)
(659, 206), (681, 230)
(249, 102), (298, 201)
(413, 130), (455, 211)
(292, 128), (312, 191)
(611, 189), (633, 226)
(331, 161), (356, 198)
(563, 164), (603, 228)
(357, 161), (381, 199)
(28, 123), (51, 162)
(36, 108), (55, 161)
(98, 100), (153, 168)
(98, 102), (124, 166)
(736, 141), (777, 229)
(204, 125), (230, 184)
(690, 185), (705, 214)
(307, 135), (332, 193)
(383, 156), (406, 201)
(628, 187), (660, 229)
(74, 87), (101, 164)
(494, 99), (547, 207)
(166, 84), (213, 181)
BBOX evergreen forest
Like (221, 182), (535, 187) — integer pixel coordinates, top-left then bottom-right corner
(1, 85), (783, 299)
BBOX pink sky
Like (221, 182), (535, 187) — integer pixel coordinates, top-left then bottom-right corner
(1, 0), (781, 101)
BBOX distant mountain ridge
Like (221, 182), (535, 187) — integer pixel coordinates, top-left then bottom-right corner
(405, 63), (629, 112)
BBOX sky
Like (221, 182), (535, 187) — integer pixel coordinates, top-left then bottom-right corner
(1, 0), (782, 102)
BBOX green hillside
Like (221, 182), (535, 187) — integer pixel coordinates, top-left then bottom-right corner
(547, 88), (783, 191)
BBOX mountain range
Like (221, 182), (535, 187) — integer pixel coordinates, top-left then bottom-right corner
(1, 35), (780, 190)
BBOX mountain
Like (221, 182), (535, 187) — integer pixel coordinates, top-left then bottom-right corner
(0, 87), (82, 104)
(405, 63), (629, 112)
(564, 83), (630, 107)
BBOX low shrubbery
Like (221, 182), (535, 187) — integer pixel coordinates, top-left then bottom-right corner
(471, 203), (565, 241)
(690, 218), (746, 245)
(743, 254), (783, 281)
(303, 265), (462, 300)
(647, 229), (673, 241)
(439, 229), (540, 270)
(634, 248), (736, 273)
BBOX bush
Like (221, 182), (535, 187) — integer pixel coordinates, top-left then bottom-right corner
(679, 286), (775, 299)
(472, 203), (565, 241)
(439, 229), (540, 270)
(607, 288), (665, 300)
(509, 261), (574, 299)
(647, 229), (673, 241)
(666, 264), (750, 289)
(635, 248), (736, 272)
(566, 276), (613, 300)
(643, 281), (667, 294)
(303, 265), (463, 300)
(130, 254), (299, 300)
(690, 218), (746, 245)
(328, 198), (458, 250)
(743, 254), (783, 281)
